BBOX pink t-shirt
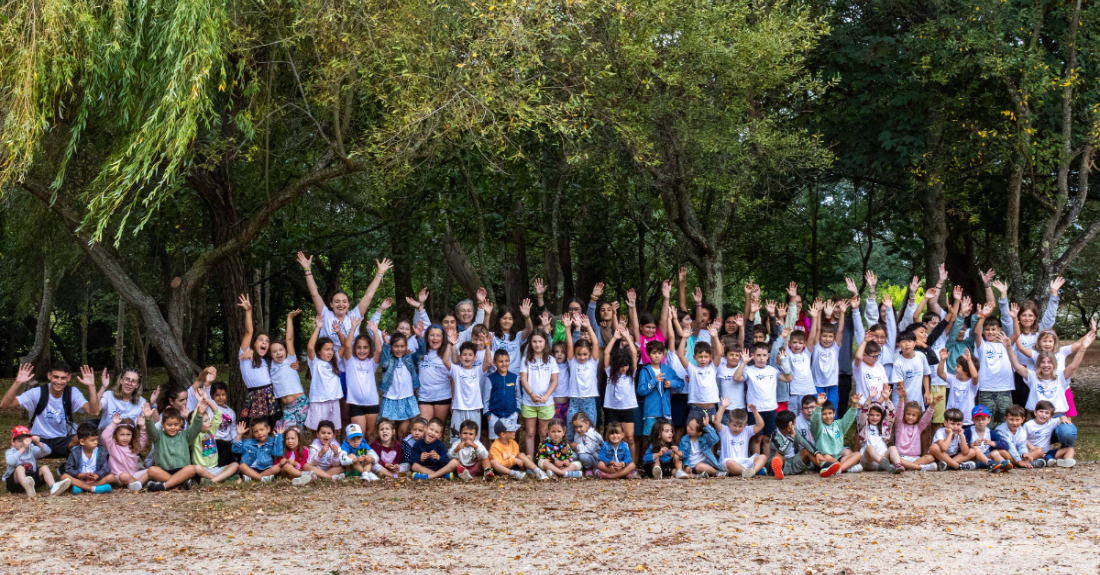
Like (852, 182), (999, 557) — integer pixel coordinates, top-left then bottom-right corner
(638, 328), (666, 365)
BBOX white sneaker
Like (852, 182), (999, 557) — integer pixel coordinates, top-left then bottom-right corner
(698, 471), (709, 479)
(741, 467), (755, 479)
(535, 469), (550, 481)
(846, 464), (863, 474)
(331, 473), (345, 481)
(652, 466), (663, 480)
(261, 475), (274, 483)
(128, 481), (143, 492)
(674, 469), (689, 479)
(1057, 458), (1077, 468)
(960, 461), (977, 471)
(291, 474), (313, 486)
(364, 472), (380, 481)
(458, 469), (473, 481)
(49, 478), (71, 496)
(920, 463), (937, 472)
(716, 470), (729, 478)
(510, 470), (526, 480)
(242, 475), (253, 482)
(20, 476), (36, 499)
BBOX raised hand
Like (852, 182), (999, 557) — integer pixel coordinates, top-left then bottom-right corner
(625, 289), (637, 308)
(611, 301), (620, 313)
(823, 299), (836, 318)
(141, 402), (155, 419)
(332, 319), (342, 334)
(591, 282), (605, 300)
(1050, 276), (1065, 297)
(939, 348), (949, 361)
(992, 279), (1009, 298)
(845, 277), (858, 295)
(519, 298), (533, 317)
(740, 347), (750, 363)
(708, 319), (721, 335)
(275, 420), (286, 434)
(296, 252), (313, 270)
(579, 313), (592, 328)
(938, 263), (948, 285)
(980, 301), (995, 317)
(534, 278), (547, 296)
(865, 271), (878, 290)
(418, 288), (430, 305)
(405, 295), (420, 308)
(693, 286), (703, 305)
(14, 363), (34, 385)
(112, 412), (122, 426)
(78, 365), (95, 388)
(413, 321), (425, 338)
(237, 294), (252, 311)
(237, 421), (248, 437)
(787, 281), (798, 298)
(539, 310), (552, 329)
(379, 297), (393, 311)
(776, 303), (787, 320)
(149, 386), (161, 407)
(882, 293), (893, 309)
(561, 313), (573, 329)
(720, 396), (731, 408)
(980, 268), (995, 285)
(661, 279), (672, 299)
(960, 296), (973, 317)
(376, 258), (394, 275)
(1009, 302), (1019, 319)
(765, 300), (777, 316)
(476, 286), (487, 304)
(952, 285), (963, 302)
(908, 276), (920, 295)
(679, 266), (688, 283)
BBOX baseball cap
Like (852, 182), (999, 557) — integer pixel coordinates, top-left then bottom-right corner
(10, 426), (31, 442)
(971, 405), (991, 419)
(493, 419), (521, 435)
(345, 423), (363, 439)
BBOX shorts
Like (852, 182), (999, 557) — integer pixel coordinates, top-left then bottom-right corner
(419, 399), (451, 407)
(164, 467), (186, 475)
(723, 456), (756, 470)
(41, 435), (73, 457)
(488, 413), (519, 440)
(684, 463), (711, 474)
(776, 402), (789, 413)
(670, 394), (689, 427)
(348, 403), (381, 417)
(815, 386), (838, 407)
(1044, 448), (1060, 460)
(5, 471), (45, 492)
(450, 409), (481, 440)
(930, 385), (947, 424)
(900, 455), (919, 462)
(204, 466), (226, 476)
(305, 399), (342, 430)
(603, 407), (636, 425)
(554, 400), (570, 424)
(243, 385), (278, 420)
(521, 404), (555, 420)
(749, 409), (778, 436)
(459, 462), (483, 476)
(687, 405), (717, 423)
(280, 394), (310, 430)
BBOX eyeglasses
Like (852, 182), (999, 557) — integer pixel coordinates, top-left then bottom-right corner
(120, 377), (139, 384)
(868, 353), (881, 359)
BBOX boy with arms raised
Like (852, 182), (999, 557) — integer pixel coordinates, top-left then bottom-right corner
(810, 392), (862, 476)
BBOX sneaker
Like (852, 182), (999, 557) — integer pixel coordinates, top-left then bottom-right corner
(675, 469), (690, 479)
(697, 471), (709, 479)
(597, 471), (609, 479)
(260, 476), (274, 483)
(510, 470), (526, 480)
(291, 474), (313, 486)
(770, 457), (785, 480)
(484, 469), (495, 480)
(146, 481), (166, 492)
(741, 466), (755, 479)
(49, 478), (71, 496)
(715, 470), (729, 478)
(892, 463), (905, 474)
(128, 480), (143, 492)
(1057, 458), (1076, 468)
(1002, 460), (1013, 471)
(412, 472), (429, 480)
(364, 472), (380, 481)
(565, 470), (582, 479)
(72, 486), (83, 495)
(960, 461), (977, 471)
(1032, 459), (1046, 469)
(846, 464), (863, 474)
(535, 469), (550, 481)
(652, 466), (663, 480)
(20, 476), (36, 499)
(332, 473), (345, 481)
(458, 467), (473, 481)
(94, 484), (112, 494)
(819, 462), (842, 478)
(241, 476), (253, 482)
(179, 479), (193, 490)
(584, 470), (594, 477)
(935, 461), (948, 471)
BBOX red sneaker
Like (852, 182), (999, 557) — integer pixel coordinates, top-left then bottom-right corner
(770, 456), (784, 480)
(819, 462), (842, 478)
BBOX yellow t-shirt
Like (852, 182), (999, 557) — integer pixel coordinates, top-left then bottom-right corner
(490, 438), (519, 468)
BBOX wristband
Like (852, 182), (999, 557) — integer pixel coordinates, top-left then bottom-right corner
(304, 271), (312, 277)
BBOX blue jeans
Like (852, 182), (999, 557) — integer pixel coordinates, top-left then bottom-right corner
(815, 386), (838, 408)
(1055, 422), (1077, 448)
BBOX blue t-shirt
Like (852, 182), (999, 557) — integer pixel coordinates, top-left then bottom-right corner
(487, 371), (519, 418)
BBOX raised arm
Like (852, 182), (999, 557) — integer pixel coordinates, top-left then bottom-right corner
(973, 301), (993, 349)
(356, 258), (393, 317)
(626, 288), (641, 343)
(1064, 331), (1095, 380)
(835, 299), (849, 349)
(606, 325), (625, 367)
(864, 271), (879, 324)
(732, 347), (750, 383)
(708, 321), (723, 367)
(285, 309), (301, 360)
(519, 298), (534, 341)
(582, 314), (601, 360)
(807, 299), (825, 350)
(563, 313), (576, 360)
(340, 317), (362, 360)
(368, 321), (383, 363)
(936, 349), (949, 381)
(1040, 277), (1064, 331)
(658, 280), (672, 338)
(678, 267), (689, 312)
(854, 332), (871, 365)
(307, 319), (321, 361)
(296, 252), (326, 315)
(999, 333), (1029, 377)
(675, 323), (690, 369)
(2, 364), (33, 410)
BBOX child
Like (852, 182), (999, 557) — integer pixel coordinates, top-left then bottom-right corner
(409, 418), (461, 480)
(638, 340), (686, 442)
(489, 419), (545, 480)
(448, 419), (492, 480)
(769, 410), (821, 478)
(144, 402), (201, 491)
(564, 315), (601, 442)
(233, 417), (285, 482)
(520, 331), (560, 457)
(853, 335), (889, 407)
(789, 299), (830, 410)
(885, 384), (940, 472)
(965, 405), (1010, 472)
(443, 339), (492, 443)
(1006, 332), (1091, 416)
(570, 412), (603, 476)
(208, 382), (239, 467)
(551, 340), (571, 424)
(940, 348), (979, 427)
(929, 408), (977, 470)
(4, 426), (69, 498)
(1024, 400), (1076, 468)
(371, 418), (403, 479)
(856, 399), (894, 472)
(271, 309), (309, 430)
(603, 325), (640, 462)
(305, 321), (344, 431)
(812, 299), (848, 406)
(102, 413), (148, 491)
(994, 404), (1033, 468)
(810, 392), (861, 476)
(401, 416), (428, 472)
(676, 411), (720, 478)
(237, 295), (277, 420)
(716, 340), (746, 425)
(597, 422), (637, 479)
(973, 301), (1015, 425)
(536, 418), (582, 478)
(380, 330), (426, 438)
(340, 423), (380, 481)
(339, 317), (383, 442)
(306, 420), (347, 480)
(60, 422), (115, 494)
(732, 343), (792, 436)
(486, 350), (521, 442)
(274, 425), (313, 485)
(714, 398), (769, 479)
(189, 388), (239, 484)
(795, 395), (817, 451)
(641, 417), (680, 479)
(891, 331), (931, 410)
(676, 321), (724, 422)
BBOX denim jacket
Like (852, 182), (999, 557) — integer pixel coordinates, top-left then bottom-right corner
(379, 337), (426, 397)
(637, 362), (685, 420)
(232, 434), (284, 470)
(678, 425), (720, 469)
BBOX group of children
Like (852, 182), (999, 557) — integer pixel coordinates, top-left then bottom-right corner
(4, 259), (1089, 495)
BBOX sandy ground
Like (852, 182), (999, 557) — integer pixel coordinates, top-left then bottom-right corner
(1, 465), (1098, 575)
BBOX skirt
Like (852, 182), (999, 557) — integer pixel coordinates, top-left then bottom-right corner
(281, 395), (310, 430)
(381, 396), (420, 422)
(243, 385), (278, 420)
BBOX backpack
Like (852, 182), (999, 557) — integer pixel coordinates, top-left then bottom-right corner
(29, 385), (75, 432)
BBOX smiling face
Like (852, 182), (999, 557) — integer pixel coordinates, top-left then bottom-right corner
(355, 338), (372, 361)
(499, 311), (515, 332)
(1037, 356), (1056, 378)
(162, 416), (183, 436)
(441, 315), (458, 333)
(1033, 408), (1052, 424)
(870, 327), (886, 347)
(982, 323), (1000, 342)
(867, 409), (882, 426)
(659, 423), (673, 444)
(47, 369), (71, 394)
(330, 292), (350, 316)
(118, 371), (140, 397)
(254, 333), (270, 357)
(460, 348), (476, 369)
(212, 388), (228, 407)
(426, 327), (444, 351)
(904, 407), (920, 425)
(390, 338), (408, 358)
(456, 302), (475, 325)
(640, 321), (657, 338)
(270, 342), (287, 363)
(575, 345), (592, 364)
(820, 329), (836, 347)
(425, 422), (443, 443)
(1019, 308), (1037, 330)
(607, 430), (623, 444)
(395, 320), (412, 338)
(573, 419), (590, 436)
(317, 426), (334, 444)
(1037, 333), (1056, 352)
(821, 408), (836, 425)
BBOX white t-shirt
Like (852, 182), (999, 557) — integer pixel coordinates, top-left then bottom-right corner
(341, 356), (379, 407)
(520, 358), (559, 407)
(891, 353), (930, 410)
(1025, 369), (1069, 414)
(863, 424), (888, 454)
(719, 425), (754, 462)
(687, 439), (704, 466)
(79, 448), (98, 474)
(491, 332), (525, 374)
(569, 358), (599, 398)
(787, 347), (815, 396)
(944, 374), (978, 425)
(969, 426), (992, 455)
(686, 363), (719, 405)
(795, 413), (815, 448)
(741, 364), (780, 412)
(98, 390), (147, 429)
(932, 427), (961, 456)
(603, 367), (638, 410)
(318, 306), (363, 357)
(812, 343), (839, 388)
(270, 359), (304, 399)
(214, 403), (237, 442)
(976, 340), (1014, 392)
(238, 347), (271, 389)
(717, 362), (746, 409)
(553, 361), (571, 399)
(417, 350), (452, 402)
(1015, 332), (1040, 370)
(854, 361), (887, 404)
(450, 364), (484, 411)
(17, 387), (88, 438)
(308, 357), (343, 402)
(1024, 418), (1060, 452)
(385, 362), (413, 400)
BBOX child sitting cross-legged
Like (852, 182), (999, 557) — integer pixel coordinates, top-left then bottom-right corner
(306, 420), (347, 481)
(597, 422), (637, 479)
(886, 384), (940, 472)
(410, 418), (461, 480)
(856, 387), (894, 472)
(641, 417), (680, 480)
(4, 426), (69, 498)
(340, 423), (380, 481)
(274, 425), (313, 486)
(965, 405), (1010, 472)
(676, 410), (721, 478)
(101, 414), (148, 491)
(810, 392), (862, 477)
(536, 418), (582, 478)
(233, 417), (285, 483)
(370, 418), (403, 479)
(714, 398), (769, 479)
(929, 408), (978, 470)
(143, 402), (201, 491)
(489, 418), (544, 480)
(60, 422), (115, 494)
(767, 410), (822, 479)
(189, 388), (239, 485)
(448, 419), (492, 480)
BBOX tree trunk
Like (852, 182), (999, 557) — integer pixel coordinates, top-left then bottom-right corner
(20, 261), (59, 371)
(129, 310), (149, 383)
(502, 200), (529, 305)
(810, 183), (820, 298)
(80, 280), (90, 365)
(441, 230), (484, 301)
(115, 297), (126, 373)
(557, 216), (574, 304)
(390, 229), (416, 323)
(540, 169), (564, 311)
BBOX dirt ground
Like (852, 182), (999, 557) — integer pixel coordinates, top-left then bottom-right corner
(1, 465), (1097, 575)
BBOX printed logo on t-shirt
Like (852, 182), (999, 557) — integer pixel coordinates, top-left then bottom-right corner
(984, 346), (1004, 362)
(1037, 379), (1058, 399)
(42, 405), (65, 425)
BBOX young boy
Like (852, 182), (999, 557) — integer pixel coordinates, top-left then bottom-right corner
(769, 410), (822, 479)
(795, 395), (817, 452)
(144, 402), (202, 491)
(929, 408), (977, 470)
(448, 419), (492, 480)
(891, 331), (931, 410)
(854, 335), (889, 406)
(939, 348), (979, 427)
(973, 301), (1015, 425)
(716, 341), (746, 426)
(810, 392), (861, 476)
(444, 340), (493, 441)
(733, 343), (792, 437)
(489, 418), (545, 479)
(190, 389), (239, 484)
(401, 417), (428, 470)
(570, 412), (603, 475)
(964, 405), (1011, 472)
(638, 340), (685, 436)
(209, 382), (239, 467)
(4, 426), (69, 498)
(233, 417), (285, 482)
(409, 418), (461, 480)
(60, 421), (115, 494)
(788, 300), (827, 410)
(714, 398), (768, 479)
(1024, 400), (1075, 468)
(676, 322), (724, 421)
(994, 404), (1033, 468)
(485, 351), (520, 440)
(340, 423), (380, 481)
(812, 299), (848, 406)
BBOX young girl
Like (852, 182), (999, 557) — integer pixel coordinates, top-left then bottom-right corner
(677, 411), (720, 478)
(642, 418), (680, 479)
(570, 412), (603, 475)
(564, 314), (601, 443)
(596, 422), (636, 479)
(627, 284), (670, 365)
(490, 300), (534, 382)
(370, 296), (426, 355)
(857, 401), (894, 472)
(340, 317), (383, 442)
(380, 328), (425, 438)
(1005, 332), (1093, 415)
(305, 321), (344, 431)
(551, 340), (571, 424)
(603, 325), (639, 462)
(885, 384), (940, 472)
(521, 330), (560, 457)
(189, 388), (239, 484)
(940, 348), (979, 426)
(536, 419), (582, 478)
(271, 309), (309, 430)
(305, 420), (346, 480)
(275, 426), (313, 486)
(370, 418), (403, 479)
(101, 413), (148, 491)
(237, 294), (277, 420)
(97, 368), (147, 429)
(1003, 277), (1062, 405)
